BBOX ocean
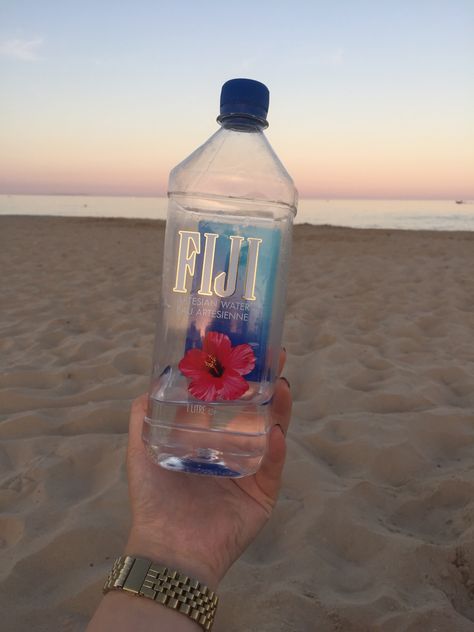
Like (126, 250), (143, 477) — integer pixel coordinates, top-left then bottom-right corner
(0, 195), (472, 231)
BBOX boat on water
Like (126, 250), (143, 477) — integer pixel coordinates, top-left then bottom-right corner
(455, 200), (464, 204)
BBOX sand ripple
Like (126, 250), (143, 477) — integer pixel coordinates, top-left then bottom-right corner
(1, 218), (474, 631)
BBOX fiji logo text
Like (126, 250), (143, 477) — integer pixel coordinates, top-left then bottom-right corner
(173, 231), (262, 300)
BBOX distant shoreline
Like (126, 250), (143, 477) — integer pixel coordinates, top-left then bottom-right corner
(0, 192), (470, 201)
(0, 196), (472, 231)
(2, 214), (474, 237)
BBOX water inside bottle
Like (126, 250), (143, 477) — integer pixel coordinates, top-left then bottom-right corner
(145, 196), (289, 477)
(143, 392), (269, 477)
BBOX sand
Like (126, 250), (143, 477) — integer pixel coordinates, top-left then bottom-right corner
(1, 215), (474, 632)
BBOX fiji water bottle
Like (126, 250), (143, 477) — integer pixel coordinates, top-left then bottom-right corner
(143, 78), (298, 477)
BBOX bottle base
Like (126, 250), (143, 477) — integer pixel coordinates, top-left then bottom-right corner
(147, 449), (244, 477)
(142, 413), (266, 478)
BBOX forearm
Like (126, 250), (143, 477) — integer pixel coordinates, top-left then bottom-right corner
(87, 591), (200, 631)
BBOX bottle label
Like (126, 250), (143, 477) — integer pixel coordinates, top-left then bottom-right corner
(173, 220), (280, 401)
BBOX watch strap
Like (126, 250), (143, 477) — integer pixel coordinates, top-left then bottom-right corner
(103, 555), (218, 631)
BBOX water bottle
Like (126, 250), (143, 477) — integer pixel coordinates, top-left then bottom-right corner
(143, 78), (298, 477)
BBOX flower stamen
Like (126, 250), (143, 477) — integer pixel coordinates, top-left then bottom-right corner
(205, 354), (224, 377)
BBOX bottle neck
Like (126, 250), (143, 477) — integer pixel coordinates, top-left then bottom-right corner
(217, 114), (268, 132)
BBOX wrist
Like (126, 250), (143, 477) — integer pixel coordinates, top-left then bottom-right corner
(125, 528), (221, 591)
(89, 591), (200, 631)
(100, 555), (218, 631)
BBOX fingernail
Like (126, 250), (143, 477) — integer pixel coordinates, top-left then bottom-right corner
(280, 376), (290, 389)
(275, 423), (286, 437)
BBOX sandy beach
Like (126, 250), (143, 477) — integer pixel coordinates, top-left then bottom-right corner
(1, 215), (474, 631)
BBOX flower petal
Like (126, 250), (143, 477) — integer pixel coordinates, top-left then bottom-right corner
(218, 369), (249, 400)
(189, 376), (219, 402)
(203, 331), (232, 364)
(228, 343), (256, 376)
(178, 348), (207, 379)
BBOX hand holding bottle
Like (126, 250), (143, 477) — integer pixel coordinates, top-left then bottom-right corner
(126, 353), (291, 590)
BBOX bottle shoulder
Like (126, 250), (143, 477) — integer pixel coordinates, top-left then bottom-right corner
(168, 127), (298, 212)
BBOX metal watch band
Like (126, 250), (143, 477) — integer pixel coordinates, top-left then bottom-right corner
(103, 555), (218, 631)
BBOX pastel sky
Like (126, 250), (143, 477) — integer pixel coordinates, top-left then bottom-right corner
(1, 0), (473, 199)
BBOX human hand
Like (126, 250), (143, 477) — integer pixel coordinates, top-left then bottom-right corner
(125, 351), (292, 590)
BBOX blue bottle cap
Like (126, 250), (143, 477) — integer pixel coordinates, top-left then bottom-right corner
(217, 78), (269, 126)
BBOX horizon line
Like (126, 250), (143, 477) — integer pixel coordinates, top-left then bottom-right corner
(0, 191), (471, 202)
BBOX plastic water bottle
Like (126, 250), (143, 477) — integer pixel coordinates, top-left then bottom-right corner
(143, 78), (297, 477)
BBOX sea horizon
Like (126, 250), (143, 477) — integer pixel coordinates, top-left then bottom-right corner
(1, 194), (473, 232)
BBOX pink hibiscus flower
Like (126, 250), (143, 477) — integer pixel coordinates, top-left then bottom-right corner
(178, 331), (256, 402)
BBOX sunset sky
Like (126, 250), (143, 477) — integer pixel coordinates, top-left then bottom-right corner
(1, 1), (473, 199)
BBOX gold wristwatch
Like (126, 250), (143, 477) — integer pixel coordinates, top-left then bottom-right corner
(103, 555), (218, 631)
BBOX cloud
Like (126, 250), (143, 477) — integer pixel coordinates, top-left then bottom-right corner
(0, 37), (44, 61)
